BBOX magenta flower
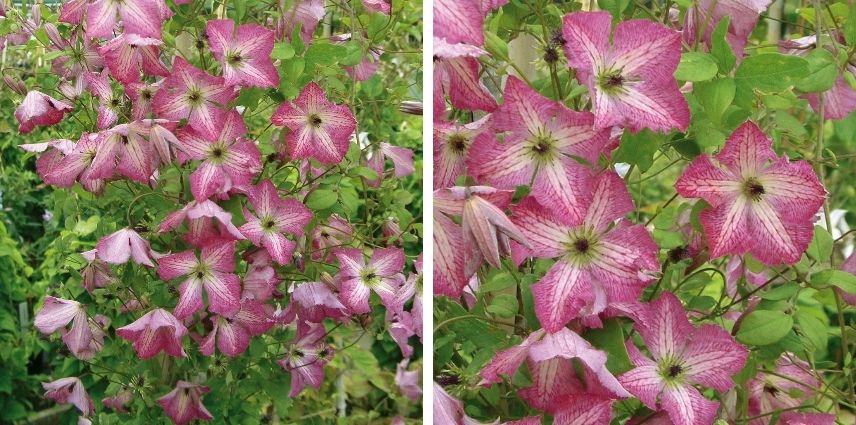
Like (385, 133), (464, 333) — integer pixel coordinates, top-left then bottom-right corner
(434, 40), (497, 114)
(84, 70), (120, 129)
(675, 121), (826, 265)
(43, 377), (94, 416)
(433, 116), (490, 189)
(96, 228), (159, 266)
(206, 19), (279, 88)
(33, 296), (92, 359)
(510, 173), (659, 331)
(480, 328), (629, 413)
(116, 308), (188, 359)
(160, 199), (245, 247)
(174, 110), (262, 201)
(283, 282), (349, 323)
(271, 82), (356, 164)
(157, 241), (241, 319)
(99, 34), (169, 84)
(89, 122), (159, 183)
(157, 381), (213, 425)
(239, 180), (312, 265)
(685, 0), (772, 59)
(468, 77), (610, 219)
(311, 214), (353, 261)
(80, 249), (115, 293)
(278, 0), (325, 44)
(434, 0), (505, 47)
(365, 141), (415, 186)
(15, 90), (73, 134)
(153, 57), (237, 141)
(618, 292), (748, 425)
(361, 0), (390, 14)
(334, 247), (404, 313)
(747, 354), (820, 423)
(127, 80), (162, 120)
(242, 253), (280, 301)
(277, 322), (333, 396)
(200, 299), (273, 357)
(86, 0), (169, 39)
(778, 413), (835, 425)
(396, 360), (421, 401)
(562, 11), (689, 132)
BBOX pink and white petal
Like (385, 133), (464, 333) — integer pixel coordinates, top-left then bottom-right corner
(467, 132), (536, 191)
(636, 292), (695, 361)
(34, 297), (81, 334)
(562, 11), (611, 85)
(759, 158), (826, 222)
(618, 362), (663, 409)
(117, 135), (154, 183)
(380, 143), (415, 177)
(682, 324), (749, 393)
(613, 80), (690, 133)
(434, 213), (468, 298)
(715, 121), (778, 178)
(190, 162), (227, 202)
(261, 232), (297, 265)
(96, 229), (133, 264)
(173, 278), (204, 319)
(334, 248), (365, 278)
(479, 331), (542, 385)
(700, 195), (753, 260)
(434, 0), (484, 46)
(518, 358), (578, 412)
(584, 172), (635, 231)
(660, 384), (719, 425)
(216, 319), (250, 356)
(491, 76), (556, 136)
(591, 222), (659, 294)
(370, 247), (405, 277)
(201, 240), (236, 273)
(747, 200), (814, 266)
(531, 261), (592, 332)
(532, 159), (593, 224)
(339, 277), (371, 314)
(552, 395), (614, 425)
(238, 216), (264, 245)
(509, 198), (568, 258)
(118, 0), (163, 39)
(675, 155), (742, 206)
(85, 0), (118, 38)
(199, 320), (218, 356)
(441, 57), (498, 112)
(188, 103), (227, 142)
(807, 76), (856, 120)
(156, 250), (198, 281)
(611, 19), (682, 82)
(273, 199), (312, 235)
(203, 273), (242, 316)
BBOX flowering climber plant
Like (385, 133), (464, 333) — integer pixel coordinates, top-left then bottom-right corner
(4, 0), (421, 423)
(433, 1), (855, 424)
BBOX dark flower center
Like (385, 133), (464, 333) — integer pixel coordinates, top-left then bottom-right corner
(141, 90), (152, 100)
(598, 70), (627, 93)
(308, 114), (323, 127)
(668, 365), (683, 377)
(764, 385), (779, 397)
(744, 178), (765, 201)
(227, 53), (243, 65)
(606, 74), (624, 87)
(365, 272), (377, 280)
(111, 98), (121, 107)
(294, 349), (304, 358)
(196, 271), (205, 279)
(448, 134), (468, 153)
(543, 46), (559, 64)
(319, 349), (329, 357)
(211, 148), (223, 158)
(263, 219), (276, 229)
(321, 231), (330, 238)
(573, 238), (590, 254)
(188, 92), (200, 101)
(195, 40), (205, 49)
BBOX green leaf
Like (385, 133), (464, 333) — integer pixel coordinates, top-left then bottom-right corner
(759, 282), (800, 301)
(348, 166), (379, 181)
(796, 49), (838, 93)
(693, 78), (735, 125)
(675, 52), (719, 82)
(486, 294), (518, 318)
(736, 310), (794, 346)
(847, 3), (856, 45)
(735, 53), (810, 93)
(585, 319), (633, 374)
(806, 225), (833, 262)
(340, 41), (364, 66)
(796, 311), (828, 353)
(710, 17), (736, 73)
(484, 31), (509, 60)
(598, 0), (631, 19)
(613, 129), (663, 172)
(271, 42), (295, 60)
(480, 271), (516, 293)
(810, 270), (856, 294)
(304, 42), (348, 66)
(305, 190), (338, 210)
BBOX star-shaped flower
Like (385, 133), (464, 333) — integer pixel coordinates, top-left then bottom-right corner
(239, 180), (312, 265)
(675, 121), (827, 265)
(157, 240), (241, 319)
(86, 0), (170, 39)
(15, 90), (73, 134)
(199, 299), (273, 357)
(116, 308), (188, 359)
(277, 322), (333, 397)
(685, 0), (773, 59)
(43, 377), (94, 416)
(96, 228), (159, 267)
(205, 19), (279, 88)
(562, 11), (690, 132)
(159, 199), (245, 247)
(433, 115), (490, 189)
(271, 82), (356, 164)
(157, 381), (213, 425)
(98, 33), (169, 84)
(334, 247), (404, 313)
(33, 296), (93, 359)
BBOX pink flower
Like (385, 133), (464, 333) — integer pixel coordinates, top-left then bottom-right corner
(60, 0), (87, 24)
(200, 299), (273, 356)
(685, 0), (772, 59)
(282, 282), (349, 323)
(433, 40), (497, 114)
(99, 34), (169, 84)
(127, 80), (162, 120)
(102, 389), (133, 413)
(334, 247), (404, 313)
(239, 180), (312, 265)
(157, 241), (241, 319)
(778, 412), (835, 425)
(157, 381), (213, 425)
(724, 255), (768, 298)
(779, 35), (856, 120)
(365, 141), (415, 186)
(153, 57), (237, 141)
(271, 82), (357, 164)
(480, 328), (629, 413)
(15, 90), (73, 134)
(468, 77), (610, 219)
(89, 122), (158, 183)
(52, 35), (103, 79)
(174, 110), (262, 201)
(277, 322), (333, 396)
(361, 0), (390, 14)
(395, 360), (421, 401)
(80, 249), (115, 293)
(116, 308), (188, 359)
(747, 354), (820, 424)
(618, 292), (748, 425)
(43, 377), (94, 416)
(160, 199), (245, 247)
(206, 19), (279, 88)
(434, 0), (505, 47)
(311, 214), (353, 261)
(278, 0), (325, 44)
(84, 70), (121, 129)
(510, 173), (659, 331)
(33, 296), (93, 359)
(562, 11), (690, 132)
(433, 116), (490, 189)
(675, 121), (827, 265)
(96, 228), (159, 266)
(38, 133), (105, 193)
(242, 251), (281, 301)
(86, 0), (169, 39)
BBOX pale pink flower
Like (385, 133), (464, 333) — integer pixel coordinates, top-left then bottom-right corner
(206, 19), (279, 88)
(174, 110), (262, 201)
(365, 141), (415, 186)
(157, 241), (241, 319)
(86, 0), (169, 39)
(362, 0), (390, 14)
(434, 0), (506, 47)
(271, 82), (357, 164)
(157, 381), (213, 425)
(396, 360), (421, 401)
(510, 173), (658, 331)
(433, 39), (497, 114)
(116, 308), (188, 359)
(199, 299), (273, 356)
(127, 80), (163, 120)
(334, 247), (404, 313)
(60, 0), (87, 24)
(239, 180), (312, 265)
(153, 57), (237, 141)
(675, 121), (826, 265)
(277, 322), (333, 396)
(99, 34), (169, 84)
(278, 0), (325, 43)
(43, 377), (94, 416)
(160, 199), (245, 247)
(80, 249), (115, 293)
(15, 90), (73, 134)
(89, 122), (158, 183)
(562, 11), (690, 132)
(102, 390), (133, 413)
(685, 0), (773, 59)
(433, 115), (490, 189)
(282, 282), (349, 323)
(52, 35), (103, 79)
(311, 214), (354, 261)
(748, 354), (821, 424)
(618, 292), (748, 425)
(84, 70), (121, 129)
(242, 253), (281, 301)
(96, 228), (159, 266)
(33, 296), (93, 359)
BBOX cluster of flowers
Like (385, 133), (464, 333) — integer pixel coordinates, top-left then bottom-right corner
(11, 0), (422, 423)
(433, 1), (839, 424)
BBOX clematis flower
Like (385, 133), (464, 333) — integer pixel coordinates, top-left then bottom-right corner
(434, 116), (490, 189)
(15, 90), (73, 134)
(724, 255), (768, 298)
(20, 138), (75, 186)
(86, 0), (169, 39)
(778, 412), (835, 425)
(96, 228), (159, 266)
(277, 322), (333, 397)
(239, 180), (312, 265)
(41, 132), (105, 194)
(89, 122), (158, 183)
(200, 299), (273, 356)
(242, 250), (281, 301)
(153, 57), (237, 141)
(747, 354), (820, 424)
(395, 360), (421, 401)
(618, 292), (748, 425)
(116, 308), (188, 359)
(480, 328), (629, 413)
(840, 253), (856, 305)
(157, 241), (241, 319)
(127, 80), (163, 120)
(562, 11), (690, 132)
(33, 296), (92, 359)
(84, 70), (123, 129)
(685, 0), (773, 59)
(362, 0), (390, 14)
(468, 77), (611, 219)
(282, 282), (349, 323)
(174, 110), (262, 201)
(434, 0), (506, 47)
(206, 19), (279, 88)
(434, 381), (536, 425)
(271, 82), (357, 164)
(365, 141), (415, 186)
(52, 35), (104, 79)
(509, 173), (658, 331)
(80, 249), (115, 293)
(99, 34), (169, 84)
(433, 40), (497, 115)
(160, 199), (245, 247)
(144, 119), (181, 166)
(278, 0), (325, 43)
(102, 389), (134, 413)
(157, 381), (213, 425)
(675, 121), (827, 265)
(60, 0), (87, 24)
(43, 377), (94, 416)
(311, 214), (353, 261)
(334, 247), (404, 313)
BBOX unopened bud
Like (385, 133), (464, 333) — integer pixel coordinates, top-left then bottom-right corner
(320, 272), (335, 288)
(399, 100), (422, 115)
(3, 76), (27, 96)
